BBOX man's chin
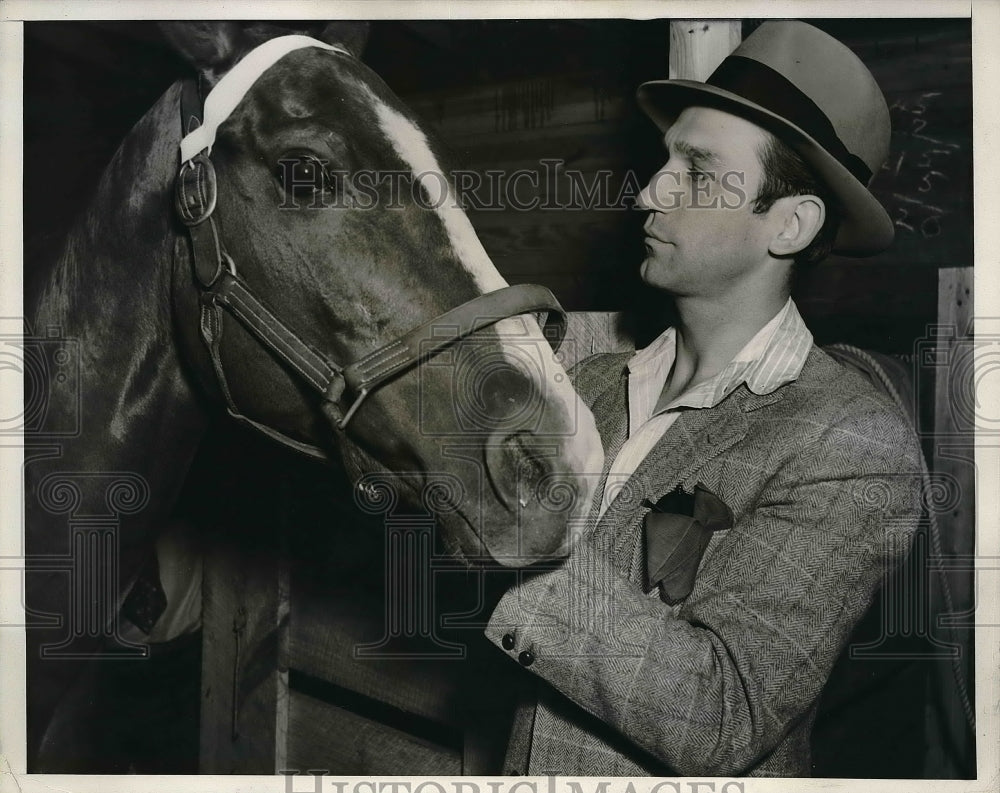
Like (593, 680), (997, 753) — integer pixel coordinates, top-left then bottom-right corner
(639, 256), (653, 281)
(640, 257), (668, 288)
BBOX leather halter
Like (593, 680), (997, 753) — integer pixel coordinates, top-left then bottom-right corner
(174, 77), (567, 460)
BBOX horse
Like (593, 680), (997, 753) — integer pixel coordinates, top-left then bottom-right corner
(23, 21), (603, 771)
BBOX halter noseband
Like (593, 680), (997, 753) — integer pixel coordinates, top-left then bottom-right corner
(174, 36), (567, 460)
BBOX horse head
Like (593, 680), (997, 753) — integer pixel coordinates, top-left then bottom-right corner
(162, 22), (604, 565)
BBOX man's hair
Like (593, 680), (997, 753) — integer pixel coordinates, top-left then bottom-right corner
(752, 133), (841, 267)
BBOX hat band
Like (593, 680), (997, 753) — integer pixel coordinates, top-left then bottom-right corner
(707, 56), (873, 185)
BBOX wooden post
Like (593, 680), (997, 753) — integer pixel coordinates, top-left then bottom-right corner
(925, 266), (976, 777)
(562, 312), (634, 368)
(199, 539), (289, 773)
(669, 21), (741, 81)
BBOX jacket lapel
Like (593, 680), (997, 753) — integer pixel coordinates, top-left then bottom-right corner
(590, 383), (784, 584)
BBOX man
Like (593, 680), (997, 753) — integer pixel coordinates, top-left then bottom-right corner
(485, 21), (925, 777)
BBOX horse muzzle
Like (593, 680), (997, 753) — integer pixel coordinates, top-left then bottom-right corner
(477, 425), (601, 566)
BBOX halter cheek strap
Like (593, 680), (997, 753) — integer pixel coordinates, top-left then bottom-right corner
(175, 37), (567, 460)
(199, 269), (566, 435)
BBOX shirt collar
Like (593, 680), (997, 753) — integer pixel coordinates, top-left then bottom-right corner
(732, 297), (813, 396)
(627, 298), (813, 415)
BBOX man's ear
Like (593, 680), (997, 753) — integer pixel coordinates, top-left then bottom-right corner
(769, 195), (825, 258)
(319, 22), (371, 58)
(160, 22), (246, 82)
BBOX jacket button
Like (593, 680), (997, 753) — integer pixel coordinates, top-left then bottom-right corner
(518, 650), (535, 667)
(502, 633), (515, 650)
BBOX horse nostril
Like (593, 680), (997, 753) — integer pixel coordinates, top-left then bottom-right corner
(466, 361), (535, 427)
(511, 432), (547, 509)
(482, 428), (585, 564)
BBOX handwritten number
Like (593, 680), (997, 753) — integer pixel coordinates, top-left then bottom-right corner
(917, 149), (952, 169)
(884, 92), (957, 244)
(919, 171), (948, 193)
(895, 206), (915, 233)
(921, 215), (942, 238)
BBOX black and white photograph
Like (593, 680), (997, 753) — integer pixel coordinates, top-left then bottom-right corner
(1, 1), (996, 790)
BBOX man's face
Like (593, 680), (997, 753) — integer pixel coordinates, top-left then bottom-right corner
(638, 106), (778, 297)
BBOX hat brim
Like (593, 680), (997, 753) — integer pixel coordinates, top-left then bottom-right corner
(637, 80), (894, 256)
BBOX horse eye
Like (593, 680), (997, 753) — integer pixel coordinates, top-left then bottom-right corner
(276, 153), (329, 196)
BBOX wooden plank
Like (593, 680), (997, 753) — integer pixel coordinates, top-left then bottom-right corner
(451, 130), (636, 170)
(289, 591), (466, 728)
(284, 541), (524, 774)
(669, 21), (741, 81)
(861, 37), (971, 92)
(563, 312), (635, 368)
(925, 266), (976, 777)
(794, 260), (939, 319)
(441, 120), (639, 157)
(470, 209), (632, 234)
(199, 537), (289, 774)
(286, 690), (462, 775)
(408, 74), (632, 137)
(870, 67), (973, 267)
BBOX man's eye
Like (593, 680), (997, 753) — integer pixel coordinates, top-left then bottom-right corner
(688, 169), (710, 185)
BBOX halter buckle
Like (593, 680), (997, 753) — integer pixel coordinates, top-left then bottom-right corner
(175, 151), (218, 226)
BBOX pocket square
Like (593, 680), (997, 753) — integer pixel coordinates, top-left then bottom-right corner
(644, 484), (733, 605)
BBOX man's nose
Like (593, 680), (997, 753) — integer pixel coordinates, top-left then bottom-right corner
(637, 183), (655, 211)
(640, 169), (683, 213)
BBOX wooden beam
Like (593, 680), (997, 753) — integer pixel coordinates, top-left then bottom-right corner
(669, 21), (741, 81)
(925, 266), (976, 777)
(200, 537), (289, 773)
(563, 313), (635, 368)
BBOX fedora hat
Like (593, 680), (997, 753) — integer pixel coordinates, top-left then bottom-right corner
(637, 21), (892, 255)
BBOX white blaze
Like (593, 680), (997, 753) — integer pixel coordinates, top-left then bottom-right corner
(364, 87), (503, 293)
(365, 89), (603, 485)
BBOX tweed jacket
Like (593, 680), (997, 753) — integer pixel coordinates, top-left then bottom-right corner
(485, 345), (925, 777)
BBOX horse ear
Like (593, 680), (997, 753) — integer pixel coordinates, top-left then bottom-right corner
(318, 21), (371, 58)
(160, 21), (246, 77)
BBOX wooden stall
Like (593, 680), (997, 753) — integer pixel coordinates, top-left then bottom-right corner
(20, 17), (976, 779)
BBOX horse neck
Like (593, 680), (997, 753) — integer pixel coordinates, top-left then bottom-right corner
(30, 81), (208, 508)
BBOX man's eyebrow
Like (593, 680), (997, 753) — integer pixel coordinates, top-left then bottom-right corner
(664, 135), (722, 168)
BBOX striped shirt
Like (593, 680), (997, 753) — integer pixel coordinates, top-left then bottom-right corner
(599, 298), (813, 517)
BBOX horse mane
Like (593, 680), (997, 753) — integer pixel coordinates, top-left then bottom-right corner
(30, 82), (184, 334)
